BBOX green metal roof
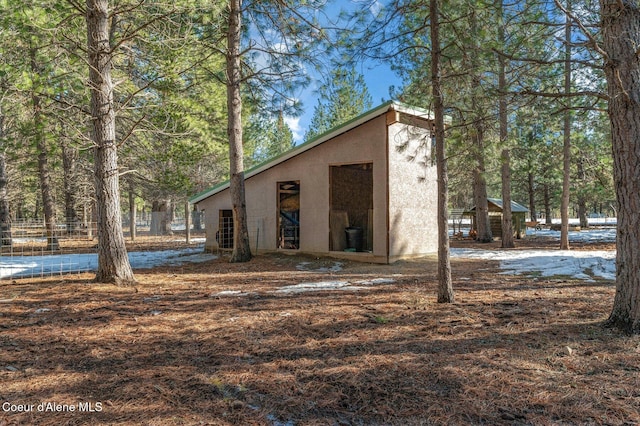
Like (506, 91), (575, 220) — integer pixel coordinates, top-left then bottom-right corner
(487, 198), (529, 213)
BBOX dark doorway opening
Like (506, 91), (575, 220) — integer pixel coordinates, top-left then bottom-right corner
(278, 181), (300, 249)
(329, 163), (373, 252)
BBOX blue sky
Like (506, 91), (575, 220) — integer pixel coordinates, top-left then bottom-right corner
(283, 0), (402, 143)
(287, 61), (399, 142)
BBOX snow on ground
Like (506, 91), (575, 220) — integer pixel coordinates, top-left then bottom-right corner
(275, 277), (397, 294)
(0, 245), (216, 279)
(525, 227), (616, 243)
(276, 281), (357, 293)
(296, 261), (343, 273)
(1, 227), (617, 285)
(451, 248), (616, 282)
(452, 226), (617, 282)
(523, 226), (615, 280)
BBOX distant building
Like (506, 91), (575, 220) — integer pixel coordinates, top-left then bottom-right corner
(465, 198), (529, 239)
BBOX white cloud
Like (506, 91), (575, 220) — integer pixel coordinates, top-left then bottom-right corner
(284, 115), (303, 143)
(368, 0), (383, 17)
(351, 0), (383, 18)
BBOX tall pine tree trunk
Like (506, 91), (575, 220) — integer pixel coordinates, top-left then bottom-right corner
(498, 0), (514, 248)
(543, 184), (552, 225)
(601, 0), (640, 333)
(62, 139), (79, 234)
(31, 50), (58, 251)
(431, 0), (453, 303)
(226, 0), (252, 263)
(86, 0), (135, 285)
(528, 171), (537, 222)
(0, 99), (10, 248)
(37, 136), (58, 251)
(469, 11), (491, 244)
(560, 3), (572, 250)
(576, 157), (588, 228)
(472, 124), (492, 243)
(501, 149), (514, 244)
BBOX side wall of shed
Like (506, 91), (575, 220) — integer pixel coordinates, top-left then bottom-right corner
(387, 116), (438, 261)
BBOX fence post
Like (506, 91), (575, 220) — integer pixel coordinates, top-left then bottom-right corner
(185, 201), (191, 244)
(129, 185), (136, 241)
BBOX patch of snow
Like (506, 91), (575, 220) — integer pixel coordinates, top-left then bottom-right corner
(275, 277), (396, 294)
(212, 290), (251, 297)
(0, 245), (216, 279)
(1, 227), (619, 285)
(353, 278), (396, 285)
(451, 248), (616, 281)
(526, 227), (616, 243)
(296, 261), (343, 273)
(161, 251), (215, 265)
(276, 280), (351, 293)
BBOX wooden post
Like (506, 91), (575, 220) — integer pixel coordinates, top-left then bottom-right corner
(185, 201), (191, 244)
(129, 181), (136, 242)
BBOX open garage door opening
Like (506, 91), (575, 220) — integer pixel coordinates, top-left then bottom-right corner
(329, 163), (373, 252)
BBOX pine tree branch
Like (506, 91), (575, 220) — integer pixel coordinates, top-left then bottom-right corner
(519, 88), (608, 101)
(117, 113), (146, 148)
(553, 0), (608, 58)
(491, 48), (604, 70)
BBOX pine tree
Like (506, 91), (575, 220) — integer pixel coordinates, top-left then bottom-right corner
(601, 0), (640, 333)
(245, 111), (295, 165)
(85, 0), (136, 285)
(304, 67), (372, 142)
(263, 112), (294, 160)
(219, 0), (327, 262)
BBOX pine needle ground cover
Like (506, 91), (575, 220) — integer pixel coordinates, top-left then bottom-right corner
(1, 238), (638, 425)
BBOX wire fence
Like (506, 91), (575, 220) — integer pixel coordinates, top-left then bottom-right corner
(0, 218), (205, 281)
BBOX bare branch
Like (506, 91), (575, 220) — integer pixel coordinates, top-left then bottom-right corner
(110, 14), (174, 54)
(553, 0), (608, 58)
(492, 48), (604, 70)
(65, 0), (85, 14)
(519, 88), (608, 101)
(117, 113), (146, 148)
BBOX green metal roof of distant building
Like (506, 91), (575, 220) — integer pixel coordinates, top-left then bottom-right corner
(487, 198), (529, 213)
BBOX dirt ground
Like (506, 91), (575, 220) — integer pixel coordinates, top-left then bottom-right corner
(1, 235), (638, 425)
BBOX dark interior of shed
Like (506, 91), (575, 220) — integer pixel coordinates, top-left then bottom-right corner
(329, 163), (373, 252)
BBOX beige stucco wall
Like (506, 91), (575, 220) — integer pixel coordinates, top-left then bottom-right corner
(196, 115), (390, 261)
(387, 119), (438, 261)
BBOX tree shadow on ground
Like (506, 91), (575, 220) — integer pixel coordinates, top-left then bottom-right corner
(0, 255), (637, 425)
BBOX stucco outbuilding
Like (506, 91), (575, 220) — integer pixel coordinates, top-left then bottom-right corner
(189, 101), (438, 264)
